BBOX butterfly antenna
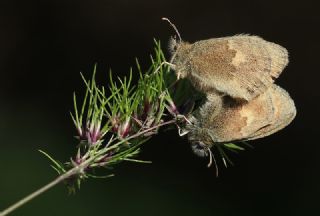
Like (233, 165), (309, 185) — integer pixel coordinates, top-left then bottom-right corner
(162, 17), (182, 43)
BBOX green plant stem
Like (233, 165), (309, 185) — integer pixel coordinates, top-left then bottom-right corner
(0, 119), (176, 216)
(0, 169), (75, 216)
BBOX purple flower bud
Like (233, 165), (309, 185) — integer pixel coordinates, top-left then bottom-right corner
(167, 99), (179, 115)
(75, 155), (82, 164)
(118, 118), (131, 138)
(86, 130), (92, 144)
(91, 122), (101, 144)
(77, 126), (88, 141)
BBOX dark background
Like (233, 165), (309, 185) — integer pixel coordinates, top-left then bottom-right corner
(0, 0), (319, 215)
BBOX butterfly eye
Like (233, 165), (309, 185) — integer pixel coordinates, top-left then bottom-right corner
(191, 141), (209, 157)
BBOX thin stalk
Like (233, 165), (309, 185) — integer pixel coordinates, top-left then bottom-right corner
(0, 169), (76, 216)
(0, 119), (176, 216)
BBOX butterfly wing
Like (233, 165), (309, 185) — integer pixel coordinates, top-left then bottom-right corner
(245, 84), (296, 140)
(185, 35), (288, 101)
(192, 84), (295, 143)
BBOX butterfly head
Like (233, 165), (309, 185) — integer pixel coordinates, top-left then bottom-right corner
(186, 119), (215, 157)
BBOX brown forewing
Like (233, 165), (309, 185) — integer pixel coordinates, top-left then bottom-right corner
(173, 35), (288, 101)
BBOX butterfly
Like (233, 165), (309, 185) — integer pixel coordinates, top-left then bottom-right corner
(170, 34), (289, 101)
(163, 18), (296, 173)
(187, 84), (296, 159)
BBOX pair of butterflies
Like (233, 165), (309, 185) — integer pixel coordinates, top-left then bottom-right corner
(169, 34), (296, 168)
